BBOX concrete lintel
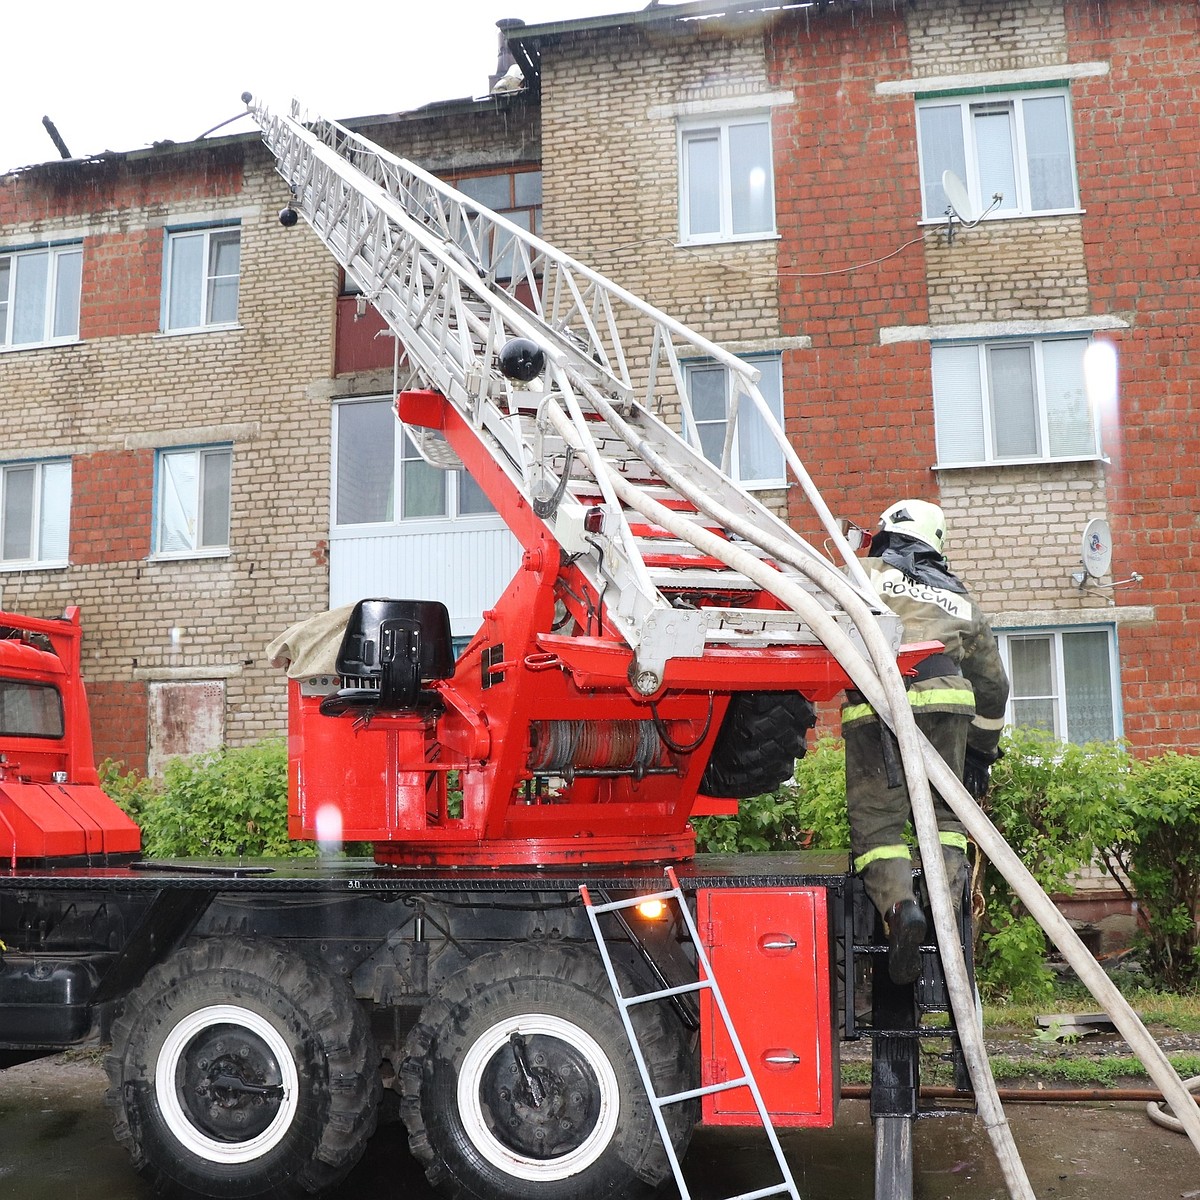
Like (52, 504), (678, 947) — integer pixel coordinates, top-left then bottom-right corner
(125, 422), (259, 451)
(132, 664), (245, 681)
(881, 315), (1130, 345)
(877, 62), (1109, 97)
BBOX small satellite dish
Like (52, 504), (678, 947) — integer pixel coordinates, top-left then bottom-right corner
(1081, 518), (1113, 579)
(942, 170), (977, 224)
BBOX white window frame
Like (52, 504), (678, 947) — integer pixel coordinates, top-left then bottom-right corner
(932, 335), (1101, 468)
(152, 445), (232, 559)
(916, 87), (1080, 221)
(330, 397), (498, 532)
(0, 243), (83, 349)
(161, 224), (241, 332)
(682, 354), (786, 488)
(0, 459), (72, 569)
(678, 113), (776, 245)
(996, 625), (1121, 744)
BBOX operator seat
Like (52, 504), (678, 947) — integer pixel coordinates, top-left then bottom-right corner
(319, 598), (454, 716)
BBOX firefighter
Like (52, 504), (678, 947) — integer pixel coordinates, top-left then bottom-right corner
(844, 499), (1009, 984)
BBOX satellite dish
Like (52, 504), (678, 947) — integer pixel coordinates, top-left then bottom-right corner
(1081, 518), (1113, 579)
(942, 170), (977, 224)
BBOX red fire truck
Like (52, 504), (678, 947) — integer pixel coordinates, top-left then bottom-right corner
(0, 100), (968, 1200)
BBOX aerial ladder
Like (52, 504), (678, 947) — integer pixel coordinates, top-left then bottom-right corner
(244, 97), (1200, 1198)
(247, 96), (896, 693)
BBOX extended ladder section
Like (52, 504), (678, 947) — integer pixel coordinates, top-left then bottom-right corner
(247, 97), (896, 691)
(581, 869), (801, 1200)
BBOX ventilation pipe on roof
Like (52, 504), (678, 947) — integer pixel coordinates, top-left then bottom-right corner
(490, 19), (525, 92)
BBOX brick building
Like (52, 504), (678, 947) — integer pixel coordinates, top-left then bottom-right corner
(508, 0), (1199, 753)
(1, 0), (1196, 771)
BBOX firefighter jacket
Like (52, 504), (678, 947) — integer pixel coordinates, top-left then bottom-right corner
(856, 555), (1010, 757)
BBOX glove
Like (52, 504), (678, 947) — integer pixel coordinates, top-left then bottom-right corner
(963, 745), (1001, 800)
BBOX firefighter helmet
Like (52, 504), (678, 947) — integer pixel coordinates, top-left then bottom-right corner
(879, 499), (945, 553)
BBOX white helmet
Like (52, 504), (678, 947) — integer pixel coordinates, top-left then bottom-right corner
(879, 499), (945, 553)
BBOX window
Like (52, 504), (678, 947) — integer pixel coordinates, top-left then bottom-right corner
(154, 446), (231, 556)
(450, 169), (543, 279)
(997, 627), (1119, 744)
(332, 398), (494, 526)
(932, 336), (1098, 466)
(0, 679), (64, 738)
(0, 459), (71, 566)
(679, 115), (775, 243)
(0, 243), (82, 347)
(917, 89), (1078, 220)
(683, 354), (785, 486)
(163, 225), (240, 331)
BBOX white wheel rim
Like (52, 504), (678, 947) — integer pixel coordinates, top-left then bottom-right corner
(155, 1004), (299, 1164)
(457, 1012), (621, 1181)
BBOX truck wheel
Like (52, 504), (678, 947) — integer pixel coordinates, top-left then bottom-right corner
(700, 690), (816, 798)
(105, 936), (379, 1198)
(400, 945), (695, 1200)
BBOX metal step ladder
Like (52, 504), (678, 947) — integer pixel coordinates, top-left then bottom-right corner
(245, 97), (892, 692)
(580, 867), (801, 1200)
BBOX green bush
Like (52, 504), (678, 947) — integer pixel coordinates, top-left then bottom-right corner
(690, 727), (1142, 1001)
(135, 740), (314, 859)
(979, 729), (1133, 1000)
(1100, 750), (1200, 991)
(98, 758), (160, 825)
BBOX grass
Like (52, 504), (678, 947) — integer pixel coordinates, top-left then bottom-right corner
(982, 979), (1200, 1034)
(840, 1052), (1200, 1089)
(839, 978), (1200, 1089)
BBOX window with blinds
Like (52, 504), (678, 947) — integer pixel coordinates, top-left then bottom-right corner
(932, 336), (1099, 466)
(997, 626), (1119, 744)
(0, 459), (71, 567)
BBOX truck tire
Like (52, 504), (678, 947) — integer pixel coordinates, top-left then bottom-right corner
(399, 944), (695, 1200)
(700, 690), (816, 798)
(105, 936), (379, 1198)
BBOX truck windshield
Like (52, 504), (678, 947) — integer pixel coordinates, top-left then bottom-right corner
(0, 679), (65, 738)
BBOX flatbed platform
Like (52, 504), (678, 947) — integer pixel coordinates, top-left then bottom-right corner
(0, 850), (853, 893)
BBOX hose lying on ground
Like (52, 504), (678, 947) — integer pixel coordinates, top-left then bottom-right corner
(1148, 1075), (1200, 1134)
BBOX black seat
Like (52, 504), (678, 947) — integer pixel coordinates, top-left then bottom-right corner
(319, 599), (454, 716)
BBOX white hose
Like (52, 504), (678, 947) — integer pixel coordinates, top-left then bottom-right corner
(1148, 1076), (1200, 1134)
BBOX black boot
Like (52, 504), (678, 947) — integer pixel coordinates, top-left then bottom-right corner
(884, 898), (927, 985)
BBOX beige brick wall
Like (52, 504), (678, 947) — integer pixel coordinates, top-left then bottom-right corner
(539, 23), (787, 519)
(907, 0), (1070, 75)
(936, 463), (1112, 615)
(0, 146), (337, 752)
(924, 218), (1091, 323)
(541, 27), (779, 342)
(899, 0), (1110, 610)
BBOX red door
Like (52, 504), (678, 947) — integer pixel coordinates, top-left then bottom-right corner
(697, 887), (837, 1127)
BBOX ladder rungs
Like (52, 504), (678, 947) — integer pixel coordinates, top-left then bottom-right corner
(655, 1075), (753, 1106)
(584, 887), (676, 914)
(621, 978), (711, 1006)
(727, 1185), (796, 1200)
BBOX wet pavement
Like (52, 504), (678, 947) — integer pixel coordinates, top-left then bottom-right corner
(1, 1054), (1197, 1200)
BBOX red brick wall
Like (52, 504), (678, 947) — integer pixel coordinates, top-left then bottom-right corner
(0, 146), (244, 225)
(81, 229), (162, 338)
(1067, 0), (1200, 749)
(71, 449), (154, 565)
(87, 680), (149, 773)
(767, 10), (932, 542)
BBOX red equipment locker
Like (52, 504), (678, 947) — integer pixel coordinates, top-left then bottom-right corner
(697, 887), (837, 1127)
